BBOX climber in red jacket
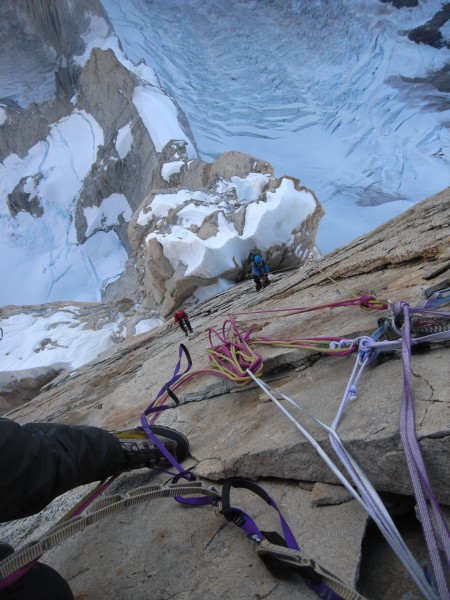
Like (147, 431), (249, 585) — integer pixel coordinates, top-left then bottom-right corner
(173, 309), (194, 337)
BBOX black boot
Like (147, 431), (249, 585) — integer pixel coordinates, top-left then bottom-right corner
(115, 425), (189, 470)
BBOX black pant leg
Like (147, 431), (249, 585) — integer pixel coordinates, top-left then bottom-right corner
(1, 562), (74, 600)
(253, 275), (261, 291)
(0, 420), (126, 521)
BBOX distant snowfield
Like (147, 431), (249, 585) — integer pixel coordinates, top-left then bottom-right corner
(0, 110), (126, 306)
(0, 309), (121, 371)
(101, 0), (450, 253)
(0, 307), (164, 374)
(0, 0), (449, 381)
(0, 19), (197, 307)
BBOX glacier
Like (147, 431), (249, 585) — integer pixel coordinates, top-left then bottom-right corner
(101, 0), (450, 252)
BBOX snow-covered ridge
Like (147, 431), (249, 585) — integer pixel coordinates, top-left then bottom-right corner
(0, 298), (165, 412)
(0, 10), (197, 307)
(128, 146), (323, 315)
(0, 109), (128, 306)
(1, 308), (121, 372)
(142, 175), (316, 280)
(0, 1), (323, 384)
(2, 0), (449, 306)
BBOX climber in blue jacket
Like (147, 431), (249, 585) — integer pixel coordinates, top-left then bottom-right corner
(251, 254), (270, 292)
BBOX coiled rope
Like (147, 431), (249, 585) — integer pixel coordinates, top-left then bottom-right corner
(147, 296), (388, 418)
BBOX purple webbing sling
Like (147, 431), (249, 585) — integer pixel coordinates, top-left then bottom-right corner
(396, 302), (450, 600)
(220, 478), (347, 600)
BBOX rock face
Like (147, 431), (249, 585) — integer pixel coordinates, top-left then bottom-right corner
(407, 3), (450, 49)
(1, 188), (449, 600)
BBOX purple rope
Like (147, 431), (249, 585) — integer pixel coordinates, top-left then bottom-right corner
(138, 343), (203, 485)
(416, 289), (450, 310)
(228, 295), (388, 317)
(144, 343), (192, 419)
(228, 503), (300, 551)
(139, 415), (193, 481)
(397, 302), (450, 599)
(224, 493), (348, 600)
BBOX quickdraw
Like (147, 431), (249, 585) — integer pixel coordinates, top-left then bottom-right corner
(218, 477), (367, 600)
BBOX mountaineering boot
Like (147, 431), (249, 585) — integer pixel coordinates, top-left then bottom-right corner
(115, 425), (189, 470)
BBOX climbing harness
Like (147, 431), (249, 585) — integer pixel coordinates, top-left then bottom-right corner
(0, 482), (220, 590)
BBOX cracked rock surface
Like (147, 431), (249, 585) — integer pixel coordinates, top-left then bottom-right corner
(1, 187), (449, 599)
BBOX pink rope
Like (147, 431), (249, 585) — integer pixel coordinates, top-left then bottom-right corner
(227, 295), (388, 317)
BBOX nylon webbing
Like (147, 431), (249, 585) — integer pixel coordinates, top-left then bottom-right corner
(0, 482), (220, 588)
(257, 541), (367, 600)
(219, 478), (365, 600)
(396, 302), (450, 600)
(246, 371), (440, 600)
(0, 477), (363, 600)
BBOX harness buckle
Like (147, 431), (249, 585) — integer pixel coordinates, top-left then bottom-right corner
(220, 507), (245, 528)
(257, 541), (322, 583)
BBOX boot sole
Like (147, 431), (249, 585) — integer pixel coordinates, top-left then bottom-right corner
(115, 425), (189, 462)
(147, 425), (189, 462)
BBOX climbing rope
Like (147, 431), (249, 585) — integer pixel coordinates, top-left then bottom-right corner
(140, 291), (450, 599)
(245, 367), (441, 600)
(394, 302), (450, 600)
(227, 295), (389, 320)
(244, 297), (450, 600)
(144, 295), (390, 417)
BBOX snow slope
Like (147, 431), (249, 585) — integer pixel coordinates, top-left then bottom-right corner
(0, 17), (196, 306)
